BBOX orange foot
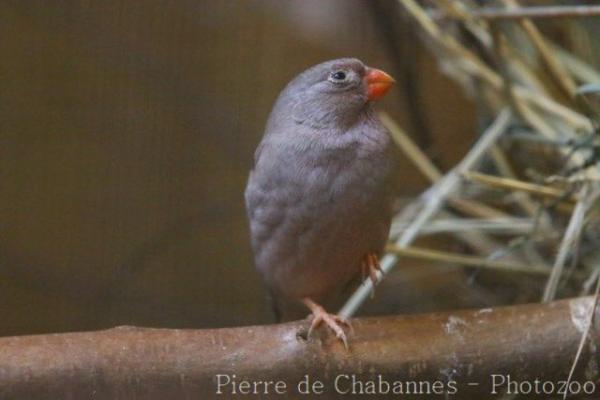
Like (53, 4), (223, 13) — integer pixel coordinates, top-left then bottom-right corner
(302, 298), (351, 349)
(361, 252), (381, 296)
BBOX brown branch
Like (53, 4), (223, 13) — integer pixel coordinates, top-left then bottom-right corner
(468, 6), (600, 20)
(0, 297), (599, 399)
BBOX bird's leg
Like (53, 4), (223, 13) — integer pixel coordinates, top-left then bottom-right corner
(361, 252), (381, 297)
(302, 298), (350, 349)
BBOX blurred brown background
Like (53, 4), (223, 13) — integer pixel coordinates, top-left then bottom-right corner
(0, 0), (477, 336)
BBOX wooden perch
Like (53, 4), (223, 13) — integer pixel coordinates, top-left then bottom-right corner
(1, 297), (599, 399)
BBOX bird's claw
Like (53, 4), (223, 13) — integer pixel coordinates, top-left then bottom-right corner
(361, 252), (381, 297)
(303, 298), (351, 349)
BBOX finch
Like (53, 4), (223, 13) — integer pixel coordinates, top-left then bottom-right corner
(245, 58), (396, 346)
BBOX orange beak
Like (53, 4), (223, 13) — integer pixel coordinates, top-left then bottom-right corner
(365, 68), (395, 101)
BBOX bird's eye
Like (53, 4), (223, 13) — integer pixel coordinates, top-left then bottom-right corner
(329, 71), (347, 82)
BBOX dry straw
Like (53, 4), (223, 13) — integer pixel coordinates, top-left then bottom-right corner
(340, 3), (600, 376)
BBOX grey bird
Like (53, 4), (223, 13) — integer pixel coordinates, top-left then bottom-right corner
(245, 58), (397, 346)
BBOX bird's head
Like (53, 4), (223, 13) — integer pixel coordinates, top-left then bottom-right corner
(287, 58), (395, 130)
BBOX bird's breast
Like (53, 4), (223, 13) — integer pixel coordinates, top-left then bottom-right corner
(247, 136), (394, 301)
